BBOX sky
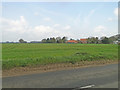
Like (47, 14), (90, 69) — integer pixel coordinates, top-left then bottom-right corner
(1, 2), (118, 42)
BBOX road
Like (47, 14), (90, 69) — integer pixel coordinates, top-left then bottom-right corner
(2, 64), (118, 88)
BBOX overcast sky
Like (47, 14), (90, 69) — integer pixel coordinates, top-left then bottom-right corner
(1, 2), (118, 42)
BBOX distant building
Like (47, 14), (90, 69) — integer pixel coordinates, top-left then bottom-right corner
(113, 39), (120, 44)
(113, 41), (118, 44)
(66, 40), (78, 43)
(118, 39), (120, 44)
(80, 39), (87, 44)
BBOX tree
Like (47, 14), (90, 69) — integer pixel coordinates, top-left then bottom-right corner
(87, 37), (99, 44)
(41, 36), (66, 43)
(77, 39), (81, 43)
(70, 38), (74, 40)
(95, 37), (99, 44)
(57, 39), (63, 43)
(42, 39), (47, 43)
(56, 37), (62, 43)
(56, 37), (61, 41)
(52, 37), (56, 43)
(46, 38), (50, 43)
(62, 36), (67, 43)
(19, 39), (27, 43)
(101, 37), (110, 44)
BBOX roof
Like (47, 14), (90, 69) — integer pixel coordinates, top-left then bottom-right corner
(80, 39), (87, 41)
(67, 40), (78, 43)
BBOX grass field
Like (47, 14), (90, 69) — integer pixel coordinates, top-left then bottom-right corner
(2, 43), (118, 69)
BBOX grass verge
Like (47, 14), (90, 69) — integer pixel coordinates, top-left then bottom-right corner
(2, 43), (118, 69)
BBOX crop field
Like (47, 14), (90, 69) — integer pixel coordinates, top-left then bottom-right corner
(2, 43), (118, 69)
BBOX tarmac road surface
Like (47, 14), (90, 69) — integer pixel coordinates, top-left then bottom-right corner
(2, 63), (118, 88)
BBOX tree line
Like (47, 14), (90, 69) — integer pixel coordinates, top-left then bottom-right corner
(42, 37), (67, 43)
(18, 36), (118, 44)
(87, 37), (110, 44)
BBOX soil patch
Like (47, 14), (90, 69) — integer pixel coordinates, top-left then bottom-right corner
(2, 60), (118, 77)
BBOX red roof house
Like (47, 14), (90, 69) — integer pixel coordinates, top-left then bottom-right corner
(66, 40), (78, 43)
(80, 39), (87, 44)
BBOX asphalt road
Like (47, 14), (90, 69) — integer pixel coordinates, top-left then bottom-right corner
(2, 64), (118, 88)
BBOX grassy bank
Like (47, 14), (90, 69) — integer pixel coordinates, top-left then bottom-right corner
(2, 43), (118, 69)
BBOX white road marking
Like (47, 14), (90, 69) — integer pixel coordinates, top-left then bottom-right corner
(80, 84), (95, 89)
(73, 85), (95, 90)
(72, 84), (95, 90)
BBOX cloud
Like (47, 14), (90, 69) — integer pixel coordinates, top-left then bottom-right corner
(92, 25), (109, 37)
(34, 25), (53, 33)
(88, 9), (96, 17)
(94, 25), (106, 32)
(0, 5), (2, 14)
(107, 8), (119, 22)
(83, 9), (96, 27)
(63, 25), (71, 30)
(1, 16), (75, 41)
(43, 17), (51, 21)
(20, 16), (27, 25)
(34, 12), (39, 16)
(73, 14), (81, 25)
(1, 16), (28, 33)
(53, 24), (60, 27)
(33, 25), (74, 39)
(114, 8), (118, 16)
(107, 17), (113, 22)
(39, 8), (60, 16)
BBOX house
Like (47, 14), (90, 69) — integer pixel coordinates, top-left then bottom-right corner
(113, 39), (120, 44)
(113, 41), (118, 44)
(80, 39), (87, 44)
(66, 40), (78, 43)
(118, 39), (120, 44)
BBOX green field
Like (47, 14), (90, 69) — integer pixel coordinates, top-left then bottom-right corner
(2, 43), (118, 69)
